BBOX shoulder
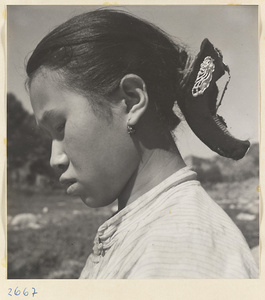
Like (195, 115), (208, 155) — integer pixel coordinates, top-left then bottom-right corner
(127, 182), (258, 278)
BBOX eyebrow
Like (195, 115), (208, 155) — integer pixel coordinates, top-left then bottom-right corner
(35, 109), (60, 130)
(40, 110), (60, 124)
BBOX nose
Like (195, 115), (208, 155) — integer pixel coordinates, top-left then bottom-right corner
(50, 140), (69, 172)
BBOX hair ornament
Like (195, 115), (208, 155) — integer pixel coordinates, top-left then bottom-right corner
(178, 38), (250, 160)
(192, 56), (215, 97)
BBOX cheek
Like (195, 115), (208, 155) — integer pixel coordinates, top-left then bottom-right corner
(63, 121), (97, 168)
(65, 117), (139, 192)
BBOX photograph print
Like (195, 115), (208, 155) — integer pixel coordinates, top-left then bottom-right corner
(7, 5), (259, 279)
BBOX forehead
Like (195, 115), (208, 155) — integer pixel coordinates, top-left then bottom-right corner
(29, 69), (67, 116)
(29, 68), (115, 125)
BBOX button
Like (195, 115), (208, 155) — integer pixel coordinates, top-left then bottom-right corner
(98, 226), (107, 236)
(91, 254), (100, 264)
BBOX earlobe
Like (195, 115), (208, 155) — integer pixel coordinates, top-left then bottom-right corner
(119, 74), (149, 126)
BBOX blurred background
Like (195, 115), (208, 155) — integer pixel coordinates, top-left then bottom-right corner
(7, 5), (259, 279)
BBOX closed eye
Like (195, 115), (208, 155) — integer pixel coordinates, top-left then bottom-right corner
(35, 121), (52, 139)
(38, 109), (66, 139)
(55, 121), (66, 133)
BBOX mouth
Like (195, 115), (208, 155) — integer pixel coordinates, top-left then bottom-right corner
(59, 176), (80, 196)
(66, 182), (80, 196)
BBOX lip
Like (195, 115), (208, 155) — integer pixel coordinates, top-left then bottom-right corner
(59, 176), (80, 196)
(66, 182), (80, 196)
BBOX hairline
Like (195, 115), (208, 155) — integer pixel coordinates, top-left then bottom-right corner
(26, 66), (115, 123)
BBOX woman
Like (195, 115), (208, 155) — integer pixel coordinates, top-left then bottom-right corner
(26, 9), (258, 278)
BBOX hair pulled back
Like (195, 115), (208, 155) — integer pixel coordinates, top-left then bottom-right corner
(26, 9), (188, 131)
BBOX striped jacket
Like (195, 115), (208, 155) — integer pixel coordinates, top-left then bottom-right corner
(80, 167), (258, 279)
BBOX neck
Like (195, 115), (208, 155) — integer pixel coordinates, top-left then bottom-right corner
(118, 142), (186, 210)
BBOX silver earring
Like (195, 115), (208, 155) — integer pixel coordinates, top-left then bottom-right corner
(127, 123), (136, 135)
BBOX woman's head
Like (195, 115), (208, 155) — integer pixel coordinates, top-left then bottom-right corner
(26, 8), (188, 131)
(29, 69), (148, 208)
(27, 9), (189, 208)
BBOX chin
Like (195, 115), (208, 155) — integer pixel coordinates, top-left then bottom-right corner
(81, 195), (114, 208)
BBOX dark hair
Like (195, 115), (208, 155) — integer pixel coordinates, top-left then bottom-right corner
(26, 9), (188, 130)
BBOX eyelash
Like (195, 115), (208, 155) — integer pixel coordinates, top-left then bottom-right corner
(55, 122), (66, 133)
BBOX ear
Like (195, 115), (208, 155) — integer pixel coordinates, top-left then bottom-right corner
(119, 74), (148, 126)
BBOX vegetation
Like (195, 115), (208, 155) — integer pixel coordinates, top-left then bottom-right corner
(7, 93), (259, 279)
(8, 195), (109, 279)
(7, 93), (57, 189)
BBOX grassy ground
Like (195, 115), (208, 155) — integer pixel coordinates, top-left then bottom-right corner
(7, 189), (114, 279)
(7, 178), (259, 279)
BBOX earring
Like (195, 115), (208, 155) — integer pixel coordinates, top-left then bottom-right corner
(127, 121), (136, 135)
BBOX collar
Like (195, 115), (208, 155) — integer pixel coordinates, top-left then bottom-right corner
(93, 166), (197, 256)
